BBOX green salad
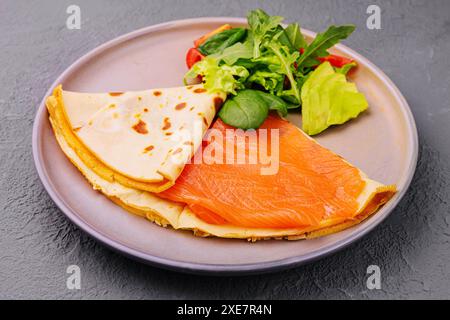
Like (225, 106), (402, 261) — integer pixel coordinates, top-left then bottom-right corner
(184, 9), (368, 135)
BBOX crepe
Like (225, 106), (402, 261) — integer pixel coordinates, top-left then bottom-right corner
(46, 85), (225, 192)
(158, 115), (396, 239)
(47, 88), (396, 240)
(51, 122), (395, 240)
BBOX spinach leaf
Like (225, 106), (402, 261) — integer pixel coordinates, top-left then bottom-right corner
(256, 91), (289, 117)
(198, 28), (247, 55)
(218, 90), (292, 129)
(297, 25), (355, 70)
(218, 90), (269, 129)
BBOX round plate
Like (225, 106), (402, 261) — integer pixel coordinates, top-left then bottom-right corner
(32, 18), (418, 275)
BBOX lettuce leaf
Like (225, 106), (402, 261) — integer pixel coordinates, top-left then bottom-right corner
(185, 57), (249, 95)
(301, 62), (368, 135)
(212, 40), (253, 65)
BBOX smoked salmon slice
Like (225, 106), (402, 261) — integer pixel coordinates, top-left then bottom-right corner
(160, 115), (367, 229)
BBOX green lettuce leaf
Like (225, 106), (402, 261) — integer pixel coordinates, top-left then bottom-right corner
(212, 40), (253, 65)
(185, 57), (249, 95)
(301, 61), (368, 135)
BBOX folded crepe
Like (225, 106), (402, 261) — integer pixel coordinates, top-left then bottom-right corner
(47, 85), (396, 241)
(46, 85), (225, 192)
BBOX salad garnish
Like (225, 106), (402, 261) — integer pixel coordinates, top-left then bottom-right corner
(185, 9), (368, 135)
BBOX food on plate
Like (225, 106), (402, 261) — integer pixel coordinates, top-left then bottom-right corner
(46, 84), (225, 193)
(159, 115), (396, 238)
(46, 83), (395, 240)
(184, 9), (367, 135)
(45, 9), (397, 241)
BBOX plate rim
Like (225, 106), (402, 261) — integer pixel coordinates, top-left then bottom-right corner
(32, 17), (419, 275)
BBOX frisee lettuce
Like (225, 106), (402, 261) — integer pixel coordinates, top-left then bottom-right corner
(185, 57), (249, 95)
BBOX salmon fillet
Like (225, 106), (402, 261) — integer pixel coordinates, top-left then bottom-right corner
(160, 115), (366, 229)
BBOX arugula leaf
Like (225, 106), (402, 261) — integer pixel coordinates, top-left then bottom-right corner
(297, 25), (355, 70)
(301, 61), (368, 135)
(247, 9), (284, 58)
(219, 90), (269, 129)
(185, 57), (249, 95)
(233, 58), (259, 69)
(266, 39), (301, 104)
(198, 28), (247, 55)
(273, 25), (293, 51)
(284, 23), (308, 50)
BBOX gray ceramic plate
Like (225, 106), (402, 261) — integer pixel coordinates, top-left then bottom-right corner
(32, 18), (418, 275)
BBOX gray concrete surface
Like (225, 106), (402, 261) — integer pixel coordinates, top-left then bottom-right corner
(1, 0), (449, 299)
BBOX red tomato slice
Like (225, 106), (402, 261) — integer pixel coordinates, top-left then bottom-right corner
(298, 48), (354, 68)
(318, 54), (354, 68)
(186, 47), (205, 69)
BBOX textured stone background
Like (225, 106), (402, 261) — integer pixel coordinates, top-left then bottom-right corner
(1, 0), (449, 299)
